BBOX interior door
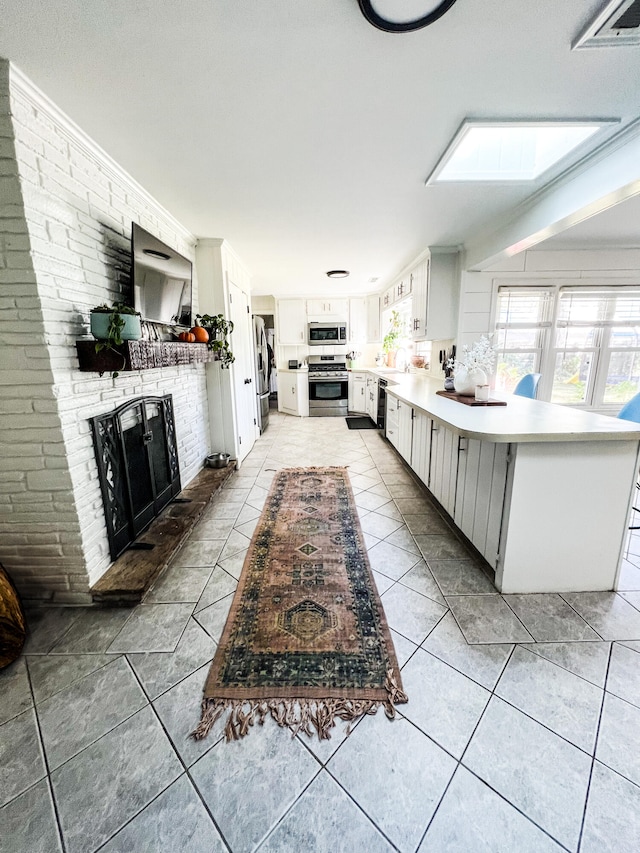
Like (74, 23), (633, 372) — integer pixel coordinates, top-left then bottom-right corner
(229, 280), (256, 462)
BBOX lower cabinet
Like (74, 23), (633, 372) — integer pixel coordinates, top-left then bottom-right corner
(366, 374), (378, 423)
(385, 395), (412, 462)
(392, 396), (510, 570)
(429, 421), (459, 517)
(348, 372), (367, 414)
(277, 372), (309, 417)
(454, 438), (509, 567)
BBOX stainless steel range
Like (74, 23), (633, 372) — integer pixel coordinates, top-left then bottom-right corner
(308, 355), (348, 417)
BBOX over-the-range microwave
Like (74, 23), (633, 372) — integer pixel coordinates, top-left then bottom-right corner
(308, 321), (347, 346)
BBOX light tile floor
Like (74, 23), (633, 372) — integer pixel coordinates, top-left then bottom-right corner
(3, 412), (640, 852)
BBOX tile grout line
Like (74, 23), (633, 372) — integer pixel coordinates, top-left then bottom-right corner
(124, 655), (234, 853)
(575, 642), (614, 852)
(22, 657), (68, 853)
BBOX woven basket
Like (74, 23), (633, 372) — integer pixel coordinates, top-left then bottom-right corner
(0, 564), (26, 668)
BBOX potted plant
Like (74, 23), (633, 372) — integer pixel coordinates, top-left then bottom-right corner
(382, 310), (402, 368)
(447, 335), (496, 396)
(90, 302), (142, 378)
(195, 313), (235, 368)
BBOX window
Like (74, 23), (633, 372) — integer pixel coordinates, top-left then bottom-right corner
(553, 288), (640, 407)
(493, 285), (640, 409)
(494, 287), (553, 394)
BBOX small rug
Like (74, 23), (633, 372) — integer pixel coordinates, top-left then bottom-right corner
(193, 467), (407, 742)
(345, 416), (378, 430)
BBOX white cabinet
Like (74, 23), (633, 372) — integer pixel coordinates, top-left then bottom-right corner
(276, 299), (307, 344)
(367, 296), (381, 343)
(349, 297), (380, 344)
(411, 259), (428, 341)
(349, 299), (368, 344)
(386, 394), (412, 462)
(277, 371), (309, 417)
(411, 410), (431, 485)
(455, 438), (509, 567)
(386, 395), (400, 449)
(397, 400), (413, 464)
(428, 421), (459, 516)
(348, 372), (367, 413)
(306, 299), (349, 318)
(365, 373), (379, 424)
(412, 249), (459, 342)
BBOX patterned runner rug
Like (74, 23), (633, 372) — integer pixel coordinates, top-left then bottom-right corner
(193, 467), (407, 742)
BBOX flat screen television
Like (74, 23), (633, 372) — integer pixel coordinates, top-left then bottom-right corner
(132, 223), (193, 326)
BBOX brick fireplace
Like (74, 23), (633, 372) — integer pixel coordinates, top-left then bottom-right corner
(0, 59), (211, 604)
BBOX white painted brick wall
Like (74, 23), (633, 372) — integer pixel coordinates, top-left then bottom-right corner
(0, 60), (211, 602)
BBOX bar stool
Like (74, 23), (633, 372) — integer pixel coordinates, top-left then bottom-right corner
(513, 373), (542, 399)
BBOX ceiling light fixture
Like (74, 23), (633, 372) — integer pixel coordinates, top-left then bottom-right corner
(357, 0), (458, 33)
(326, 270), (350, 279)
(426, 119), (617, 184)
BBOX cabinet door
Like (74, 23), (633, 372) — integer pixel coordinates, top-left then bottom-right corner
(277, 374), (297, 413)
(367, 296), (381, 343)
(429, 421), (458, 515)
(411, 260), (428, 341)
(296, 372), (309, 417)
(348, 373), (367, 413)
(455, 438), (509, 567)
(411, 410), (431, 486)
(277, 300), (306, 344)
(386, 396), (400, 449)
(349, 299), (368, 344)
(307, 299), (348, 317)
(397, 401), (413, 464)
(382, 286), (394, 310)
(366, 377), (376, 421)
(424, 250), (458, 341)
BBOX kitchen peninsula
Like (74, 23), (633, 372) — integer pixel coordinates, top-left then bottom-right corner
(376, 372), (640, 594)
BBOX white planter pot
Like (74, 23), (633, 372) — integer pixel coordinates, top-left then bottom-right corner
(453, 366), (487, 396)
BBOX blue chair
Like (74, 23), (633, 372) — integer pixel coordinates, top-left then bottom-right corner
(618, 392), (640, 530)
(617, 392), (640, 424)
(513, 373), (542, 399)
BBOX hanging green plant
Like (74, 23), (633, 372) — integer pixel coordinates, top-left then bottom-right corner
(90, 302), (142, 378)
(196, 313), (235, 368)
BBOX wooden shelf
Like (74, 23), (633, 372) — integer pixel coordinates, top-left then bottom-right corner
(75, 340), (219, 374)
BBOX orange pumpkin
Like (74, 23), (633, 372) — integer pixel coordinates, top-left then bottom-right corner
(179, 331), (196, 343)
(190, 325), (209, 343)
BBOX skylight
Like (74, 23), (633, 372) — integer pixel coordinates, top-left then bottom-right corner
(427, 121), (610, 184)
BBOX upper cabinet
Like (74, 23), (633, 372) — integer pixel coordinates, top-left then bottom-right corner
(306, 299), (349, 318)
(367, 295), (381, 343)
(349, 298), (367, 344)
(411, 249), (459, 342)
(276, 299), (307, 344)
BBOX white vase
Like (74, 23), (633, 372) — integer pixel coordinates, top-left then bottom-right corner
(453, 366), (487, 396)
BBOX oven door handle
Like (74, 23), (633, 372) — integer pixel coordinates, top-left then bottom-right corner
(308, 376), (348, 382)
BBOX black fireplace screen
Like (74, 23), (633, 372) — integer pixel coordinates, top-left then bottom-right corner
(91, 395), (181, 559)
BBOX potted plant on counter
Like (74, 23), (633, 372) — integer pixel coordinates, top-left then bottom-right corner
(90, 302), (142, 378)
(448, 335), (496, 396)
(382, 310), (402, 368)
(196, 313), (235, 368)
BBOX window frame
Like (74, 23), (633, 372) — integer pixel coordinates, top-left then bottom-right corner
(491, 281), (640, 412)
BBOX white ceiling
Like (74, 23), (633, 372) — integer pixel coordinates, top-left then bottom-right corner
(1, 1), (639, 294)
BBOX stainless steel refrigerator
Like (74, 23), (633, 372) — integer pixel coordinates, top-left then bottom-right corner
(253, 315), (270, 434)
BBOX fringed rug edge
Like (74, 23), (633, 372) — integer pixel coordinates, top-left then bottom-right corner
(192, 667), (408, 743)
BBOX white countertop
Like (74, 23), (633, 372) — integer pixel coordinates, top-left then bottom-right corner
(376, 372), (640, 443)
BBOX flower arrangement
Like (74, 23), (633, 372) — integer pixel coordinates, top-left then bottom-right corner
(447, 335), (496, 375)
